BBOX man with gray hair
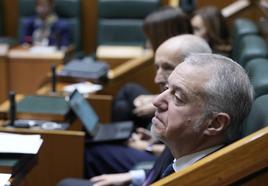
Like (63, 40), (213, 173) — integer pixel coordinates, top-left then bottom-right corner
(151, 53), (254, 180)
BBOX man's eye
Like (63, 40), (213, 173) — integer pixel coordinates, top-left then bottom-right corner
(173, 95), (183, 104)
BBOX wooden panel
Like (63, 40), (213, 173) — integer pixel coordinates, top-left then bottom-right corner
(36, 83), (113, 123)
(226, 3), (265, 24)
(81, 0), (98, 54)
(0, 45), (9, 103)
(6, 46), (72, 94)
(3, 0), (18, 37)
(197, 0), (236, 9)
(101, 52), (159, 96)
(152, 127), (268, 186)
(0, 126), (85, 186)
(7, 58), (62, 94)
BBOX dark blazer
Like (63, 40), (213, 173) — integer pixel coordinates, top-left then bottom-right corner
(57, 147), (173, 186)
(20, 16), (71, 47)
(143, 147), (174, 185)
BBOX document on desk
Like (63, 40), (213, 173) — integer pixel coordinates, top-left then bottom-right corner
(0, 133), (43, 154)
(0, 173), (11, 186)
(64, 82), (103, 94)
(29, 46), (57, 54)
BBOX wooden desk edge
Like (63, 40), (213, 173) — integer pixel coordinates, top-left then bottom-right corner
(152, 127), (268, 186)
(0, 126), (85, 136)
(108, 51), (154, 80)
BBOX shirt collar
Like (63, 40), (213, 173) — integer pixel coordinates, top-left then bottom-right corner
(173, 145), (223, 172)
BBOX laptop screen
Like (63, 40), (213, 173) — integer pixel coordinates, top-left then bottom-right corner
(68, 90), (99, 134)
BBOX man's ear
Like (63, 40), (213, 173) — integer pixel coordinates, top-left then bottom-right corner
(204, 113), (230, 136)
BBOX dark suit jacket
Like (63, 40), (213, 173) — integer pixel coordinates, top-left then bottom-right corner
(143, 147), (174, 185)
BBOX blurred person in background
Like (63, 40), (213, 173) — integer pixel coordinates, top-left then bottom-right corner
(20, 0), (71, 49)
(191, 6), (231, 56)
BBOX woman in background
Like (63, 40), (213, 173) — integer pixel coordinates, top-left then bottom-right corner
(191, 6), (231, 56)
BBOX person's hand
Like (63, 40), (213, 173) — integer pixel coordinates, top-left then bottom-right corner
(133, 95), (155, 108)
(135, 127), (152, 141)
(90, 173), (132, 186)
(127, 133), (150, 151)
(133, 103), (156, 117)
(133, 95), (156, 117)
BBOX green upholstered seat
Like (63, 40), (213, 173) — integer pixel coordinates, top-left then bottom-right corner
(54, 0), (81, 50)
(245, 58), (268, 98)
(97, 0), (160, 46)
(241, 94), (268, 137)
(232, 18), (259, 60)
(236, 35), (268, 67)
(18, 0), (81, 50)
(18, 0), (35, 42)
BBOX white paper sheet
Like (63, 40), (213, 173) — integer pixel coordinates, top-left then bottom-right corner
(64, 82), (103, 94)
(29, 46), (57, 54)
(0, 132), (43, 154)
(0, 173), (11, 186)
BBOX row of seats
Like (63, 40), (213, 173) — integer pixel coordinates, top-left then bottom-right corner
(98, 0), (160, 46)
(232, 18), (268, 137)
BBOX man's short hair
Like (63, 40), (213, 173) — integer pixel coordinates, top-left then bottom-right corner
(183, 53), (254, 142)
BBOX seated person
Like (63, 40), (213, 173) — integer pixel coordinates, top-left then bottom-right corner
(58, 52), (254, 186)
(112, 7), (192, 128)
(58, 34), (213, 186)
(19, 0), (71, 48)
(191, 6), (231, 56)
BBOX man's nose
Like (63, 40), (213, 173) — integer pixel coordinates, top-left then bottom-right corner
(153, 89), (169, 111)
(154, 69), (165, 85)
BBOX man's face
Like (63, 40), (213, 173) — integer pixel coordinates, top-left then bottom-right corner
(151, 62), (210, 149)
(36, 0), (52, 20)
(154, 44), (181, 92)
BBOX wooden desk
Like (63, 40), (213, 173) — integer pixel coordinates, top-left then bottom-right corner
(0, 96), (85, 186)
(0, 44), (9, 103)
(100, 51), (159, 96)
(36, 83), (113, 123)
(96, 45), (152, 68)
(0, 124), (85, 186)
(7, 46), (73, 95)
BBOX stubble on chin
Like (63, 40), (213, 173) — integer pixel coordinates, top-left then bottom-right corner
(150, 124), (165, 143)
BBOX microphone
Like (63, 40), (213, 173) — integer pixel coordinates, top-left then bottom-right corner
(51, 64), (57, 93)
(8, 91), (16, 126)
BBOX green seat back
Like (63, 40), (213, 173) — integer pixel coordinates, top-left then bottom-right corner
(97, 0), (160, 46)
(241, 94), (268, 137)
(236, 35), (268, 67)
(232, 18), (259, 60)
(54, 0), (81, 50)
(245, 58), (268, 98)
